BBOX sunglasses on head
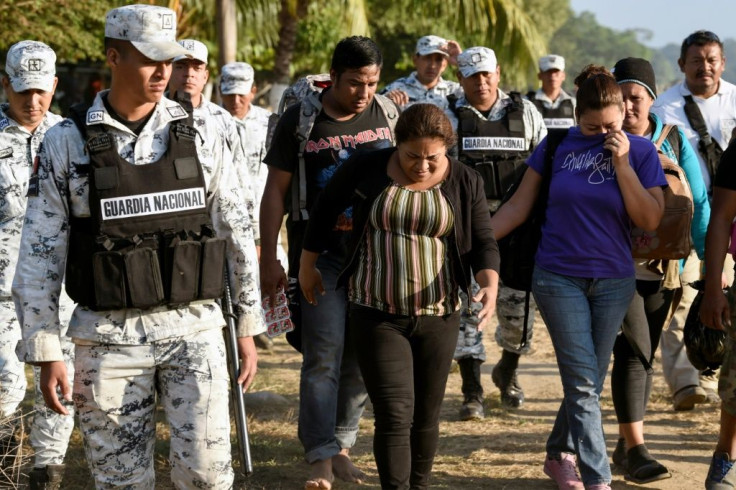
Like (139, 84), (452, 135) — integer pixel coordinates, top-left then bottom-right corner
(683, 30), (721, 47)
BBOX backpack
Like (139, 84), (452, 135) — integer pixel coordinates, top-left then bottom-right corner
(496, 128), (568, 350)
(630, 125), (694, 260)
(497, 128), (568, 292)
(266, 74), (399, 353)
(266, 73), (399, 222)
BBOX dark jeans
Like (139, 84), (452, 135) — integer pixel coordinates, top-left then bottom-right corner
(350, 304), (460, 490)
(612, 279), (676, 423)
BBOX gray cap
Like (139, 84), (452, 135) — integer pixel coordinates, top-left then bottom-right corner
(415, 35), (449, 57)
(174, 39), (208, 64)
(5, 41), (57, 93)
(220, 62), (254, 95)
(539, 54), (565, 72)
(457, 47), (497, 78)
(105, 5), (190, 61)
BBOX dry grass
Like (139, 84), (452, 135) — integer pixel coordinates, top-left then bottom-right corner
(10, 318), (722, 489)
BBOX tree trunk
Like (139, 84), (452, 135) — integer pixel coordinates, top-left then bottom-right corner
(216, 0), (237, 68)
(269, 0), (309, 108)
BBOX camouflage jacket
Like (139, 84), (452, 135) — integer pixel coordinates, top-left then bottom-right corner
(197, 99), (259, 241)
(0, 104), (62, 302)
(12, 91), (265, 362)
(233, 104), (272, 205)
(381, 72), (461, 110)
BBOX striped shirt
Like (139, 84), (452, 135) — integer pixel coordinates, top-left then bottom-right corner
(349, 182), (459, 316)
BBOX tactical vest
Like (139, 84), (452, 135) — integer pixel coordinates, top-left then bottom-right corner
(452, 92), (530, 200)
(527, 92), (575, 129)
(65, 100), (226, 311)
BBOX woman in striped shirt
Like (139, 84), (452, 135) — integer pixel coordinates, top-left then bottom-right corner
(299, 103), (500, 489)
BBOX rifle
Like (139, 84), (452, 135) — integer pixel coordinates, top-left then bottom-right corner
(221, 268), (254, 476)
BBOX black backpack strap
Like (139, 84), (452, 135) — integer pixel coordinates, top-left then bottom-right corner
(664, 123), (682, 162)
(518, 127), (568, 349)
(683, 95), (722, 180)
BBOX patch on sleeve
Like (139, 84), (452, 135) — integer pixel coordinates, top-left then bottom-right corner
(0, 147), (12, 159)
(86, 111), (104, 124)
(167, 106), (187, 119)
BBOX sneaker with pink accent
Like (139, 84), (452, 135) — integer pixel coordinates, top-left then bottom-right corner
(543, 453), (585, 490)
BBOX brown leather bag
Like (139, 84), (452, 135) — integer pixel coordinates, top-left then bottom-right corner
(631, 125), (694, 260)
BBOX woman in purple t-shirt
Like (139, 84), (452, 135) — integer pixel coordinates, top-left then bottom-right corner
(491, 66), (667, 490)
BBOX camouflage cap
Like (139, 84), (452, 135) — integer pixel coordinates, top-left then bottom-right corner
(220, 62), (254, 95)
(5, 41), (57, 93)
(539, 54), (565, 72)
(105, 5), (190, 62)
(174, 39), (208, 64)
(415, 35), (449, 57)
(457, 47), (497, 78)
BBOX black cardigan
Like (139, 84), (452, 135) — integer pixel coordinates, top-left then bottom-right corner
(302, 147), (500, 293)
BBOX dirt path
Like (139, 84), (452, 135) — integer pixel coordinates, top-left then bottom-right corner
(241, 313), (721, 489)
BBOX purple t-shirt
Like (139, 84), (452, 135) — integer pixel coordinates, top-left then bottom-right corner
(527, 128), (666, 278)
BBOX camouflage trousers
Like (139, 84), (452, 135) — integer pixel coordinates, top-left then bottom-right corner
(454, 280), (536, 361)
(30, 339), (75, 466)
(73, 328), (234, 489)
(0, 300), (76, 466)
(720, 289), (736, 416)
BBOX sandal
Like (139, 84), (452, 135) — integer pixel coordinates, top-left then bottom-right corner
(624, 444), (672, 484)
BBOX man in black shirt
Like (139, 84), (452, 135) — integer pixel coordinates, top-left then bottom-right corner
(261, 36), (397, 489)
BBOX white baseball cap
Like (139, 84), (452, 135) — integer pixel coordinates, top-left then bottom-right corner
(457, 47), (497, 78)
(415, 35), (449, 57)
(174, 39), (208, 64)
(220, 62), (254, 95)
(104, 5), (190, 62)
(539, 54), (565, 72)
(5, 41), (57, 92)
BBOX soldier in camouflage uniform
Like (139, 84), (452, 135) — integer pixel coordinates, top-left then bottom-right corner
(699, 140), (736, 490)
(11, 6), (264, 489)
(381, 35), (462, 111)
(220, 62), (286, 350)
(168, 39), (259, 234)
(447, 47), (546, 419)
(0, 40), (76, 489)
(525, 54), (576, 129)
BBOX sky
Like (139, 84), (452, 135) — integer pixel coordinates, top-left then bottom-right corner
(569, 0), (736, 48)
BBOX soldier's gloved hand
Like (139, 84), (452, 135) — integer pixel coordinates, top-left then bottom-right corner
(385, 89), (409, 108)
(39, 361), (72, 415)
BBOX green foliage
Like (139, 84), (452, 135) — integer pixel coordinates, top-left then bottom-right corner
(291, 0), (565, 90)
(0, 0), (109, 62)
(549, 11), (651, 91)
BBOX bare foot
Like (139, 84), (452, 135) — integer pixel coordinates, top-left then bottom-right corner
(332, 449), (366, 484)
(305, 458), (333, 490)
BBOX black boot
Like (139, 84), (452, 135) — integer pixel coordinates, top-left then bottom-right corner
(492, 350), (524, 409)
(29, 464), (65, 490)
(458, 358), (485, 420)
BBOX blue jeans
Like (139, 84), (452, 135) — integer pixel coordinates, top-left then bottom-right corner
(298, 252), (368, 463)
(532, 266), (635, 486)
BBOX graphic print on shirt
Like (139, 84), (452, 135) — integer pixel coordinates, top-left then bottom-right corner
(561, 148), (615, 185)
(306, 126), (393, 231)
